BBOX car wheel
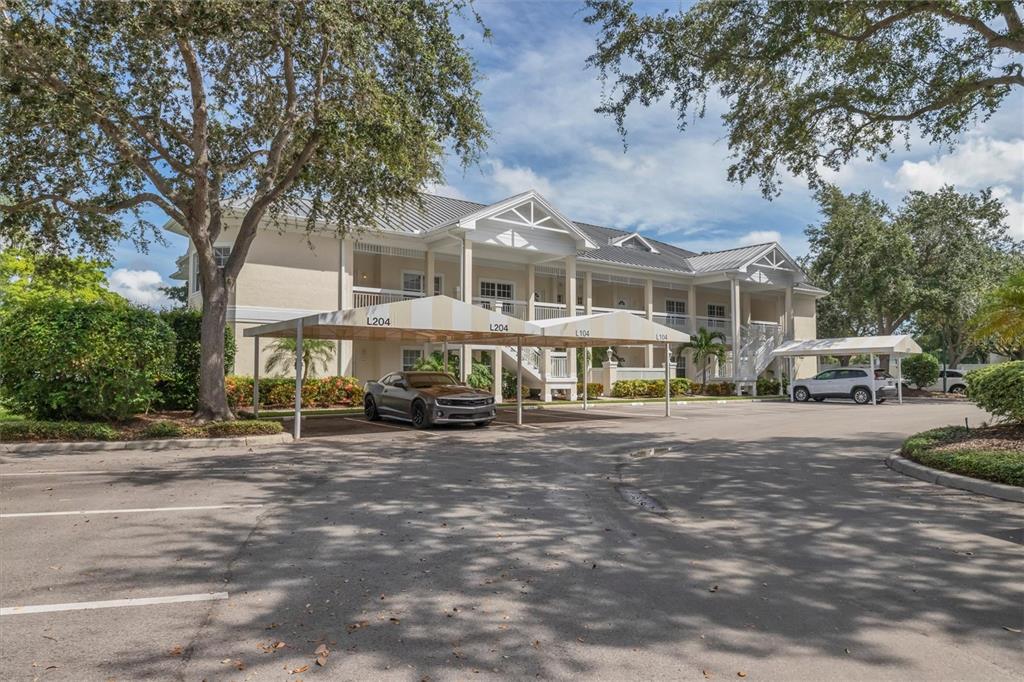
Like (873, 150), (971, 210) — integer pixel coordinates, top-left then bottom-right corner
(949, 384), (966, 394)
(364, 396), (381, 421)
(813, 397), (825, 402)
(793, 386), (810, 402)
(411, 400), (429, 429)
(852, 387), (872, 404)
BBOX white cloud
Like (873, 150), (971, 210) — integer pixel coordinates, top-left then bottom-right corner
(738, 230), (782, 246)
(887, 137), (1024, 193)
(107, 268), (172, 308)
(486, 159), (554, 198)
(992, 186), (1024, 241)
(421, 180), (467, 200)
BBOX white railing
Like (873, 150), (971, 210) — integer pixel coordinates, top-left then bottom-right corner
(533, 302), (567, 320)
(503, 345), (543, 377)
(616, 366), (671, 380)
(550, 354), (570, 378)
(652, 312), (689, 331)
(353, 286), (423, 307)
(474, 297), (529, 320)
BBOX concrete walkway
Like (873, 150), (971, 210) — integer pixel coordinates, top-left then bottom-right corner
(1, 400), (1020, 680)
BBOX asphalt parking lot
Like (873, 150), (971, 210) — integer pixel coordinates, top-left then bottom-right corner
(1, 399), (1021, 681)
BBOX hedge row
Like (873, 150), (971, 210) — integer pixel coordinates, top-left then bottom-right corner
(690, 381), (737, 396)
(611, 378), (694, 398)
(966, 361), (1024, 423)
(0, 418), (283, 442)
(576, 382), (604, 399)
(225, 375), (364, 409)
(902, 426), (1023, 487)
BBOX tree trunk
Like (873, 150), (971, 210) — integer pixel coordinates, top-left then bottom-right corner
(194, 275), (235, 421)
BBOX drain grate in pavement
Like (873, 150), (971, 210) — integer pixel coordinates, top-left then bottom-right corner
(615, 484), (668, 513)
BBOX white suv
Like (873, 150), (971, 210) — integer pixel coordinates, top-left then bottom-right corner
(792, 368), (896, 404)
(907, 369), (968, 394)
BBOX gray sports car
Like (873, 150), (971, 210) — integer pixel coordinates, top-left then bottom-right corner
(363, 371), (496, 428)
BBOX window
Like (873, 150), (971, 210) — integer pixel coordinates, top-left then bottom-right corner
(665, 300), (686, 315)
(707, 304), (726, 318)
(402, 348), (423, 371)
(814, 370), (838, 380)
(402, 271), (424, 293)
(839, 369), (867, 379)
(480, 280), (513, 300)
(432, 275), (443, 296)
(190, 247), (231, 294)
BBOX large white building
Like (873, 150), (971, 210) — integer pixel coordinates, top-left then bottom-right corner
(171, 190), (825, 397)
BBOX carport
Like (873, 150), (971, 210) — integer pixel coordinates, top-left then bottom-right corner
(771, 335), (923, 405)
(244, 295), (689, 437)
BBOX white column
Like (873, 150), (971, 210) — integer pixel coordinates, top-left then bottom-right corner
(687, 284), (698, 380)
(870, 353), (877, 405)
(492, 346), (502, 404)
(664, 342), (671, 417)
(460, 238), (473, 381)
(566, 256), (577, 396)
(423, 248), (435, 357)
(516, 341), (523, 426)
(644, 278), (654, 368)
(784, 285), (794, 340)
(584, 272), (592, 405)
(527, 263), (536, 321)
(337, 238), (354, 376)
(294, 321), (303, 440)
(253, 337), (260, 418)
(896, 357), (903, 405)
(730, 277), (741, 394)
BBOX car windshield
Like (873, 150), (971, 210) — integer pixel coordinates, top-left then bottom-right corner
(407, 373), (460, 388)
(874, 370), (893, 379)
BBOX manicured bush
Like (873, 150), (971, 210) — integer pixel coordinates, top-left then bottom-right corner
(225, 375), (364, 409)
(756, 376), (788, 395)
(966, 361), (1024, 423)
(141, 420), (185, 439)
(202, 420), (283, 437)
(611, 378), (693, 398)
(902, 426), (1024, 487)
(576, 382), (604, 398)
(0, 299), (175, 420)
(695, 381), (737, 396)
(0, 420), (120, 441)
(154, 309), (236, 410)
(902, 353), (941, 389)
(501, 368), (531, 400)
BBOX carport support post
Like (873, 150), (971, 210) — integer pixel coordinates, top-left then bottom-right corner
(788, 357), (794, 402)
(869, 353), (877, 405)
(516, 340), (523, 426)
(897, 357), (903, 404)
(294, 321), (303, 439)
(582, 347), (588, 411)
(664, 342), (671, 417)
(253, 338), (260, 418)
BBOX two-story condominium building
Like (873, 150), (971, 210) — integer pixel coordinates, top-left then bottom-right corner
(170, 190), (825, 398)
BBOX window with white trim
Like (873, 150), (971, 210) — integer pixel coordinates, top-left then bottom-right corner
(402, 271), (424, 293)
(431, 275), (443, 296)
(190, 246), (231, 294)
(665, 299), (686, 315)
(480, 280), (513, 300)
(707, 304), (726, 318)
(402, 348), (423, 371)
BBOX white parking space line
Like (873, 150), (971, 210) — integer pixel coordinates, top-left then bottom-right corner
(341, 417), (443, 436)
(1, 592), (229, 616)
(1, 503), (265, 518)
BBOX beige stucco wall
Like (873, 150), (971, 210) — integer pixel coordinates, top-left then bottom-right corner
(792, 294), (819, 378)
(233, 229), (340, 310)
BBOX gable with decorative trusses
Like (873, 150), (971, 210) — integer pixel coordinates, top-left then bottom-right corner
(609, 232), (659, 254)
(741, 244), (805, 285)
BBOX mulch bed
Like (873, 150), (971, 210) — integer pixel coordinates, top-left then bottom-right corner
(932, 424), (1024, 454)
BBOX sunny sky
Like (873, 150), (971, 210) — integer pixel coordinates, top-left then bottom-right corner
(107, 0), (1024, 307)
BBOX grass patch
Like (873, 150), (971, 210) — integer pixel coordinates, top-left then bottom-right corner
(901, 426), (1024, 488)
(1, 416), (283, 443)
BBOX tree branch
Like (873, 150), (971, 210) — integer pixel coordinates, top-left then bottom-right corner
(838, 74), (1024, 123)
(177, 35), (211, 232)
(929, 2), (1024, 53)
(2, 191), (185, 225)
(811, 4), (931, 44)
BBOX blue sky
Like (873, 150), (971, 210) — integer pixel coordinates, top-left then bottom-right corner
(107, 0), (1024, 306)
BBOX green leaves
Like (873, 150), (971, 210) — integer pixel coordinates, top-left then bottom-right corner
(585, 0), (1023, 195)
(965, 361), (1024, 423)
(902, 353), (941, 389)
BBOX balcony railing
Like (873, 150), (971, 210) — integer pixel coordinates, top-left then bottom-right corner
(550, 353), (570, 378)
(354, 286), (423, 307)
(474, 297), (529, 320)
(533, 302), (567, 320)
(651, 312), (689, 331)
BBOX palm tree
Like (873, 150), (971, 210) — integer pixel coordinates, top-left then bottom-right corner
(682, 327), (728, 387)
(970, 267), (1024, 358)
(264, 338), (336, 380)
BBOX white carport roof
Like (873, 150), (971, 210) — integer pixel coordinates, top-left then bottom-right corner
(771, 335), (922, 358)
(520, 311), (690, 347)
(243, 295), (536, 344)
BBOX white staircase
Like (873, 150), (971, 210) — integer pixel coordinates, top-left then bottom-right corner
(723, 323), (784, 390)
(501, 345), (544, 388)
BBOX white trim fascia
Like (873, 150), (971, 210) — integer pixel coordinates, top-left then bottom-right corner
(738, 242), (807, 281)
(229, 305), (328, 325)
(609, 232), (660, 254)
(576, 256), (697, 280)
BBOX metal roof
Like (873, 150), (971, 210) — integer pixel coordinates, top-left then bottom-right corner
(573, 222), (697, 273)
(771, 335), (923, 357)
(684, 242), (775, 273)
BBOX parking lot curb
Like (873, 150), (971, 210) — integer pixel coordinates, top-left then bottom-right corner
(0, 432), (294, 454)
(885, 452), (1023, 504)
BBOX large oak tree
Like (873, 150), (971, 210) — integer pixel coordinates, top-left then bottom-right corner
(585, 0), (1024, 195)
(0, 0), (487, 420)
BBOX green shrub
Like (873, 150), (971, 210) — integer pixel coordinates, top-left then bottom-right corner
(202, 420), (283, 437)
(0, 420), (120, 441)
(154, 309), (236, 410)
(695, 381), (737, 396)
(225, 375), (364, 409)
(902, 353), (941, 389)
(756, 376), (788, 395)
(501, 368), (531, 400)
(0, 299), (175, 420)
(611, 378), (693, 398)
(140, 420), (185, 439)
(576, 382), (604, 398)
(966, 361), (1024, 423)
(902, 426), (1024, 487)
